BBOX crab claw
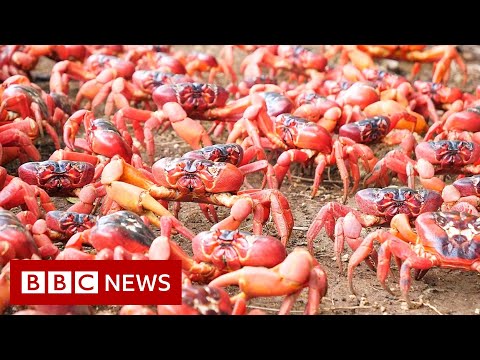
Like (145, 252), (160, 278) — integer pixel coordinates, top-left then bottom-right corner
(0, 210), (40, 265)
(100, 156), (175, 224)
(63, 109), (91, 150)
(105, 181), (172, 226)
(443, 176), (480, 201)
(0, 129), (41, 162)
(209, 248), (328, 315)
(162, 101), (213, 150)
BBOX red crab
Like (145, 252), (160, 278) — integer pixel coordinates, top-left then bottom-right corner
(240, 45), (327, 80)
(32, 210), (97, 246)
(228, 100), (377, 202)
(360, 99), (427, 134)
(121, 284), (261, 315)
(0, 46), (85, 81)
(91, 70), (193, 116)
(64, 210), (172, 259)
(23, 45), (88, 62)
(348, 211), (480, 307)
(441, 175), (480, 214)
(169, 143), (277, 222)
(0, 209), (59, 265)
(0, 178), (55, 223)
(228, 74), (277, 99)
(210, 247), (328, 315)
(112, 82), (255, 163)
(100, 155), (294, 245)
(328, 45), (467, 84)
(174, 50), (236, 84)
(151, 216), (286, 283)
(18, 159), (100, 214)
(0, 117), (41, 165)
(365, 140), (480, 192)
(306, 186), (443, 271)
(410, 81), (469, 123)
(0, 45), (39, 80)
(424, 104), (480, 143)
(18, 160), (95, 196)
(338, 113), (417, 147)
(289, 91), (342, 132)
(0, 75), (73, 149)
(127, 50), (186, 74)
(50, 54), (135, 104)
(63, 109), (136, 165)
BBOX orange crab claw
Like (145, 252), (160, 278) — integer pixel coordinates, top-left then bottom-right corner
(105, 181), (173, 227)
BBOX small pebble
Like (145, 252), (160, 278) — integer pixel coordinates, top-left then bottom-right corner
(359, 296), (369, 306)
(475, 308), (480, 315)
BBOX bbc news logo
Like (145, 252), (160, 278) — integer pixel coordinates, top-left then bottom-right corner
(10, 260), (182, 305)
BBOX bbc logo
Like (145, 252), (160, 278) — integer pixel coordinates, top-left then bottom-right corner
(22, 271), (99, 294)
(10, 260), (182, 305)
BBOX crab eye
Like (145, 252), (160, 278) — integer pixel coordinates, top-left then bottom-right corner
(384, 192), (393, 199)
(434, 213), (448, 227)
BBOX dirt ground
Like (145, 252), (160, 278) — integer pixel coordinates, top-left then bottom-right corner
(7, 45), (480, 315)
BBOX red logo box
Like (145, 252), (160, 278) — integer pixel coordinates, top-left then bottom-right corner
(10, 260), (182, 305)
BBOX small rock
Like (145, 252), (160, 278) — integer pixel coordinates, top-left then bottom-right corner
(463, 52), (474, 61)
(173, 143), (179, 149)
(380, 306), (386, 312)
(383, 59), (400, 71)
(359, 296), (369, 307)
(453, 73), (464, 84)
(341, 254), (349, 262)
(475, 308), (480, 315)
